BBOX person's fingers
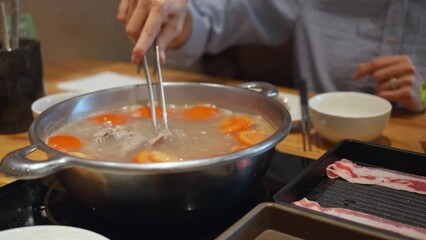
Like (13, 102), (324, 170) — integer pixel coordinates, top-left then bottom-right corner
(378, 85), (424, 112)
(140, 3), (165, 42)
(371, 61), (416, 84)
(354, 63), (365, 80)
(377, 74), (415, 92)
(126, 0), (138, 23)
(156, 15), (185, 51)
(160, 50), (166, 65)
(355, 55), (411, 80)
(126, 0), (190, 64)
(117, 0), (130, 24)
(126, 1), (150, 42)
(378, 85), (410, 102)
(131, 9), (164, 64)
(355, 55), (424, 112)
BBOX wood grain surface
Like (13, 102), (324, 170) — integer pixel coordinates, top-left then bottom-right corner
(1, 59), (425, 186)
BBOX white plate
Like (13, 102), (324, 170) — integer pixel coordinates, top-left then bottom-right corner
(57, 71), (145, 92)
(277, 92), (301, 123)
(33, 71), (145, 118)
(0, 225), (109, 240)
(31, 91), (85, 118)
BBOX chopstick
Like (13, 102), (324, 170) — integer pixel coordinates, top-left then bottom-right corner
(0, 2), (10, 51)
(136, 42), (169, 131)
(299, 79), (312, 151)
(154, 43), (168, 129)
(137, 55), (158, 131)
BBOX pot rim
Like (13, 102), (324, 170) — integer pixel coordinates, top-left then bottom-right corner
(26, 82), (292, 174)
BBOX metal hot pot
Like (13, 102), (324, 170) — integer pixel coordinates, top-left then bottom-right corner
(1, 82), (292, 225)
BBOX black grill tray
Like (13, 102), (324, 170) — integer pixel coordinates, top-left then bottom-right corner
(274, 140), (426, 237)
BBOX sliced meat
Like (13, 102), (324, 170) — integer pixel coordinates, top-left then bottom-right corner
(326, 159), (426, 195)
(293, 198), (426, 240)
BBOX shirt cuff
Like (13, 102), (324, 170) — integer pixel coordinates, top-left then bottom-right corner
(166, 1), (210, 68)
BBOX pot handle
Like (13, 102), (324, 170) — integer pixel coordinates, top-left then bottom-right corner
(237, 81), (279, 98)
(0, 145), (71, 179)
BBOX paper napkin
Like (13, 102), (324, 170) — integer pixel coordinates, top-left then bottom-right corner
(57, 71), (146, 93)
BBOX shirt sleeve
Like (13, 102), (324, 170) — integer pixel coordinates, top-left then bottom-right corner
(166, 0), (303, 67)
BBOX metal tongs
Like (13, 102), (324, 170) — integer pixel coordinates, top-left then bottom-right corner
(137, 43), (168, 132)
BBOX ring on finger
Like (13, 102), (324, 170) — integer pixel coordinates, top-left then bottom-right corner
(389, 77), (397, 90)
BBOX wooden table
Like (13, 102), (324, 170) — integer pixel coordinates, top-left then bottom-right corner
(1, 59), (425, 186)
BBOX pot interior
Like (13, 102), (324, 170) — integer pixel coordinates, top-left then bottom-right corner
(31, 82), (291, 165)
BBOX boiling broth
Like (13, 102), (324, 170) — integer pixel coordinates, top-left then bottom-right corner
(46, 104), (276, 163)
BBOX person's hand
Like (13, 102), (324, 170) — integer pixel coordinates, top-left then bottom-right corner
(117, 0), (190, 64)
(354, 55), (425, 112)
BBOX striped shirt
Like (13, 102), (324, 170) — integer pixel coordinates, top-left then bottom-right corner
(166, 0), (426, 94)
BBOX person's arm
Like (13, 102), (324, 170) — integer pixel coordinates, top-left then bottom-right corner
(118, 0), (302, 66)
(166, 0), (303, 67)
(354, 55), (425, 113)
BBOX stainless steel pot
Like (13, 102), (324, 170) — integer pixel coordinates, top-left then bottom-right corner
(1, 82), (291, 224)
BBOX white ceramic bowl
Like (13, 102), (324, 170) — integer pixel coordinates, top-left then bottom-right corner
(0, 225), (109, 240)
(309, 92), (392, 143)
(31, 91), (83, 117)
